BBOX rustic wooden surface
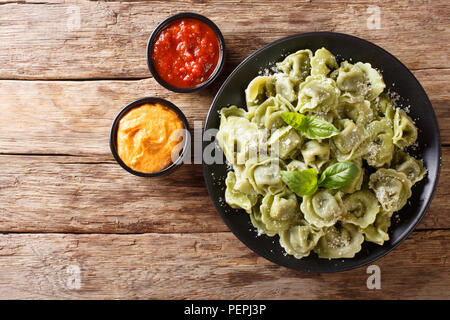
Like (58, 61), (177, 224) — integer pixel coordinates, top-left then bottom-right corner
(0, 0), (448, 299)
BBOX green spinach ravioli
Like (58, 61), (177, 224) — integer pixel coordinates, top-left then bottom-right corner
(216, 47), (427, 259)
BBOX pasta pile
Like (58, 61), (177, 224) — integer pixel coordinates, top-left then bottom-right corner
(217, 48), (427, 259)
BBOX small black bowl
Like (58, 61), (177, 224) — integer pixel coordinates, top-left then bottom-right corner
(146, 12), (226, 93)
(110, 97), (190, 177)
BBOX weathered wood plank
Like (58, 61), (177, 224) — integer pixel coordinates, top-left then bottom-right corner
(0, 157), (228, 233)
(0, 230), (448, 299)
(0, 147), (447, 233)
(0, 69), (447, 157)
(0, 0), (447, 301)
(0, 78), (212, 155)
(0, 0), (448, 79)
(414, 68), (450, 144)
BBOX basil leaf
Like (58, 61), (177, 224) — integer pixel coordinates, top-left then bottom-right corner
(281, 112), (340, 139)
(281, 169), (318, 196)
(280, 112), (307, 130)
(318, 161), (359, 190)
(301, 116), (340, 139)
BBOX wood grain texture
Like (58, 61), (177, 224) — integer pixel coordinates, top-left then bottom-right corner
(0, 0), (448, 300)
(0, 148), (447, 233)
(0, 78), (215, 155)
(0, 68), (448, 157)
(0, 0), (448, 79)
(417, 68), (450, 144)
(0, 231), (448, 299)
(0, 156), (227, 233)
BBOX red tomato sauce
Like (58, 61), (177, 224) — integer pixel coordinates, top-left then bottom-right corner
(151, 18), (220, 88)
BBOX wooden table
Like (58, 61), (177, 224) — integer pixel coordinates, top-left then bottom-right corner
(0, 0), (448, 300)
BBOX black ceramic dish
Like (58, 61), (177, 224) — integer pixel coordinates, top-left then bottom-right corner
(146, 12), (226, 93)
(202, 32), (441, 272)
(110, 97), (190, 177)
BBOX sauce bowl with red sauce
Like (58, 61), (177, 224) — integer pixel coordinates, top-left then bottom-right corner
(147, 12), (226, 93)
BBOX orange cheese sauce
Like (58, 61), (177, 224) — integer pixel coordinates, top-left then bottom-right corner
(116, 103), (184, 173)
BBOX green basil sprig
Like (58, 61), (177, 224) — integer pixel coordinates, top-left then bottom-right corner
(280, 169), (318, 196)
(318, 161), (359, 190)
(280, 112), (340, 139)
(281, 161), (358, 196)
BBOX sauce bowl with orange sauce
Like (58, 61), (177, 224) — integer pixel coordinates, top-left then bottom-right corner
(147, 12), (226, 93)
(110, 97), (190, 177)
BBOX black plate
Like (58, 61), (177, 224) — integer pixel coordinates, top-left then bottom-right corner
(202, 32), (441, 272)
